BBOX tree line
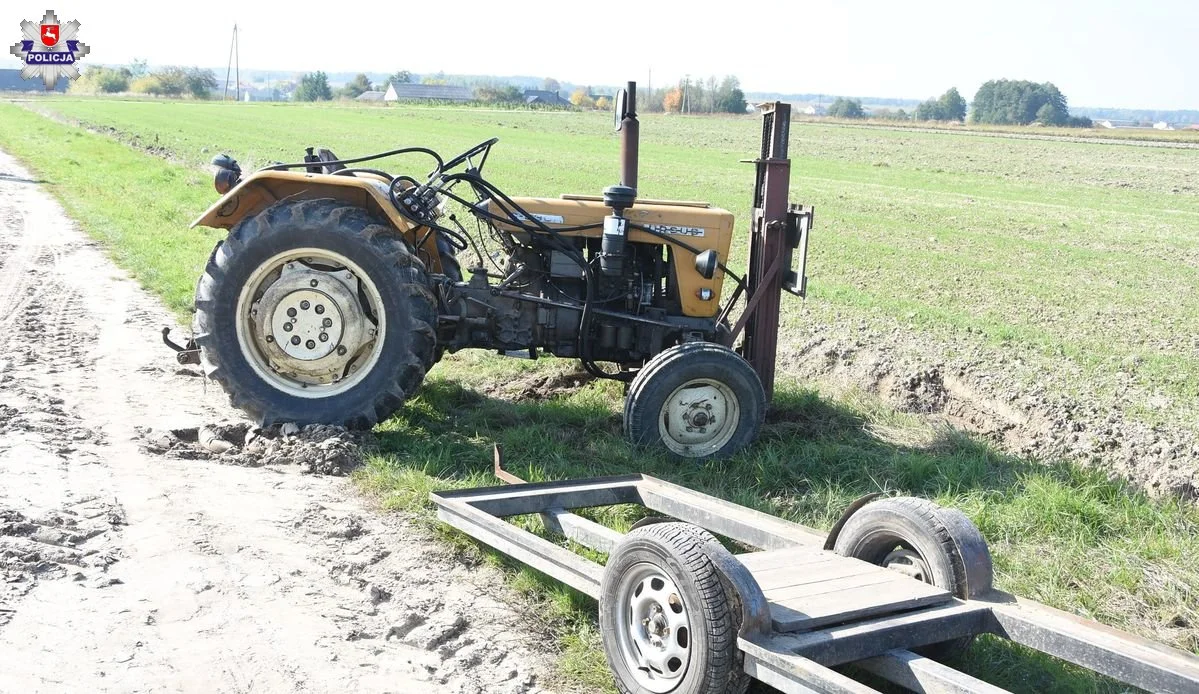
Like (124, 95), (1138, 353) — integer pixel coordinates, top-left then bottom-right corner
(70, 63), (219, 98)
(821, 80), (1091, 128)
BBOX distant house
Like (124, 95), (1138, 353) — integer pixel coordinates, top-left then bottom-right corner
(0, 68), (68, 92)
(383, 83), (473, 102)
(523, 89), (569, 107)
(1185, 124), (1199, 131)
(356, 90), (385, 102)
(1153, 121), (1174, 131)
(802, 104), (827, 116)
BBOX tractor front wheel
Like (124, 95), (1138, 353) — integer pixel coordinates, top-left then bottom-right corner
(624, 343), (766, 461)
(193, 198), (437, 428)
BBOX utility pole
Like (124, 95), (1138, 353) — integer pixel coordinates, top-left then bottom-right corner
(234, 24), (240, 102)
(647, 67), (651, 111)
(683, 74), (690, 115)
(223, 24), (240, 101)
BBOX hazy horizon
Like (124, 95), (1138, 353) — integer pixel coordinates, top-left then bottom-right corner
(26, 0), (1197, 111)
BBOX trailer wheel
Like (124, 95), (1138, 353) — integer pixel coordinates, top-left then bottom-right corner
(624, 343), (765, 461)
(832, 497), (993, 660)
(600, 522), (750, 694)
(193, 198), (437, 428)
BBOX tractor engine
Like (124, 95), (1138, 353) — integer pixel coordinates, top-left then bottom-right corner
(434, 178), (739, 371)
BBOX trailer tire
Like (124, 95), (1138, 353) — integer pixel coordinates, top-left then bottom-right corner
(193, 198), (436, 428)
(624, 343), (765, 461)
(832, 496), (993, 661)
(600, 522), (750, 694)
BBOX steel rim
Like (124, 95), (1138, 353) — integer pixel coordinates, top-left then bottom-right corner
(657, 378), (740, 457)
(613, 562), (692, 692)
(235, 248), (385, 398)
(882, 547), (933, 583)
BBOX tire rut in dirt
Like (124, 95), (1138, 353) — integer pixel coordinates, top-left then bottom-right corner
(193, 198), (436, 428)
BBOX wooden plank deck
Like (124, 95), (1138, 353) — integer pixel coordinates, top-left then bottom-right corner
(738, 547), (952, 633)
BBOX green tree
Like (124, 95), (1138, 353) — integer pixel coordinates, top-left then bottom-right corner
(131, 67), (188, 96)
(713, 75), (747, 114)
(828, 97), (864, 119)
(338, 73), (372, 98)
(938, 87), (967, 121)
(388, 70), (412, 86)
(971, 80), (1070, 125)
(127, 58), (148, 78)
(294, 71), (333, 102)
(542, 77), (560, 93)
(1036, 102), (1058, 126)
(476, 82), (522, 103)
(915, 87), (967, 121)
(184, 68), (218, 99)
(71, 65), (131, 94)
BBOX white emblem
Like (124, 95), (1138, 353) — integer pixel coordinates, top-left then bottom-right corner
(9, 10), (90, 90)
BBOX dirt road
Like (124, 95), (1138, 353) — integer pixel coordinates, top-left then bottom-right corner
(0, 150), (558, 694)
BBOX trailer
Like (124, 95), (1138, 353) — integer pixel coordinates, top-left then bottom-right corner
(430, 450), (1199, 694)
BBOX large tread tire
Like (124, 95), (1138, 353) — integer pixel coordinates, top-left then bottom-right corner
(193, 198), (436, 428)
(624, 342), (765, 461)
(832, 496), (993, 661)
(600, 522), (751, 694)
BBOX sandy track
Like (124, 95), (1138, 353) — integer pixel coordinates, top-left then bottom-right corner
(0, 150), (557, 694)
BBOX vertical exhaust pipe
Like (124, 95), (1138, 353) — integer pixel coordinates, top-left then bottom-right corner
(619, 81), (639, 193)
(602, 81), (640, 277)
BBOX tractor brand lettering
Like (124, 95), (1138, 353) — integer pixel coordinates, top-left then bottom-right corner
(645, 224), (706, 238)
(512, 212), (565, 225)
(8, 10), (89, 89)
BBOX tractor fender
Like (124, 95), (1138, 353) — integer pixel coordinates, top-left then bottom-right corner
(188, 169), (447, 272)
(822, 491), (885, 551)
(190, 170), (413, 232)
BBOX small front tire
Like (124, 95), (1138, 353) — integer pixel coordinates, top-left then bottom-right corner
(624, 343), (766, 461)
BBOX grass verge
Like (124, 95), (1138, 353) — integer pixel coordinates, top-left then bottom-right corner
(2, 101), (1196, 693)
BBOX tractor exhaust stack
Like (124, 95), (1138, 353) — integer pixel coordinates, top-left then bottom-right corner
(619, 81), (639, 192)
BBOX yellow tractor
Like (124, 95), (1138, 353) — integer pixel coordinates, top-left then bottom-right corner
(176, 83), (811, 460)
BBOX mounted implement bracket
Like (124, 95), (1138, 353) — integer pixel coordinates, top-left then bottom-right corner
(737, 102), (813, 400)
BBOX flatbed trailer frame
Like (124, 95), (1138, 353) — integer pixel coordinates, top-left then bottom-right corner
(431, 462), (1199, 694)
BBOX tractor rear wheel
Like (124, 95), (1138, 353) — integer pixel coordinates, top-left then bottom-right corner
(193, 198), (437, 428)
(624, 343), (765, 461)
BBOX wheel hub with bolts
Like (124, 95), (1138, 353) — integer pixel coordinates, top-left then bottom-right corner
(616, 563), (692, 692)
(236, 250), (384, 398)
(658, 379), (739, 457)
(270, 288), (344, 360)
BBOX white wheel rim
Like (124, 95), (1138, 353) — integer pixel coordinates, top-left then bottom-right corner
(614, 563), (692, 692)
(657, 378), (740, 458)
(234, 248), (386, 398)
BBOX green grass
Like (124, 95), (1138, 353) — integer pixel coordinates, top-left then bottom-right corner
(2, 98), (1197, 693)
(22, 97), (1199, 432)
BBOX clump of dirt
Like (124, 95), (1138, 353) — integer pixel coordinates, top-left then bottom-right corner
(890, 368), (950, 414)
(139, 422), (369, 476)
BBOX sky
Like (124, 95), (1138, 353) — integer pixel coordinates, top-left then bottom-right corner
(22, 0), (1198, 110)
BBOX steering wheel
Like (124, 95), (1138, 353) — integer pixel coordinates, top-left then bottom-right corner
(440, 137), (499, 175)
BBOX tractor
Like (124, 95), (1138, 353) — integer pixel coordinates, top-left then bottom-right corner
(173, 83), (811, 460)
